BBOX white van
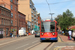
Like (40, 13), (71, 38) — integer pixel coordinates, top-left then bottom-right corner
(19, 27), (26, 36)
(31, 30), (35, 35)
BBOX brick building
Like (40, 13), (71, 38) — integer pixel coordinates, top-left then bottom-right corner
(0, 6), (11, 37)
(37, 13), (41, 28)
(0, 0), (19, 35)
(18, 11), (26, 30)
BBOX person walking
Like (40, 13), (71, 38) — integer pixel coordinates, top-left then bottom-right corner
(17, 31), (18, 37)
(72, 30), (75, 41)
(68, 29), (72, 40)
(12, 31), (13, 38)
(13, 33), (15, 38)
(62, 30), (64, 35)
(27, 32), (28, 36)
(10, 32), (12, 38)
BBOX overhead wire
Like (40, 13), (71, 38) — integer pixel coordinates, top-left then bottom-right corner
(46, 0), (51, 13)
(49, 0), (75, 5)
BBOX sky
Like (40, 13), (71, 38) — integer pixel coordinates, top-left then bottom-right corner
(32, 0), (75, 20)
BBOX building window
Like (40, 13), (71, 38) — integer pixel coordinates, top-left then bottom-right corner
(30, 5), (32, 8)
(11, 13), (13, 17)
(38, 23), (40, 25)
(4, 19), (5, 25)
(15, 7), (16, 11)
(15, 14), (16, 18)
(1, 18), (3, 25)
(15, 21), (16, 26)
(11, 20), (13, 25)
(10, 0), (13, 2)
(1, 10), (3, 14)
(11, 5), (13, 10)
(15, 0), (16, 4)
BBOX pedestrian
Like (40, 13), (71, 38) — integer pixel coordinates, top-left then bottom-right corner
(27, 32), (28, 36)
(62, 30), (64, 35)
(68, 29), (72, 40)
(10, 32), (12, 38)
(13, 33), (15, 38)
(17, 31), (18, 37)
(72, 30), (75, 41)
(12, 31), (13, 37)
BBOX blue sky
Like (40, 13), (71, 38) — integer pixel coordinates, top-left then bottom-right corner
(32, 0), (75, 20)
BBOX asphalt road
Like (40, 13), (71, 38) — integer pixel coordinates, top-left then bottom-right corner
(0, 35), (40, 50)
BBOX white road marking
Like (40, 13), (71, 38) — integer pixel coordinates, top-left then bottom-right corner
(16, 44), (29, 49)
(32, 40), (38, 43)
(0, 35), (33, 46)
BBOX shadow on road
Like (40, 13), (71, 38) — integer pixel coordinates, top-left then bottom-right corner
(41, 40), (57, 42)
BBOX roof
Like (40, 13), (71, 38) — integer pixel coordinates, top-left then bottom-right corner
(69, 26), (75, 29)
(18, 11), (26, 16)
(0, 6), (10, 12)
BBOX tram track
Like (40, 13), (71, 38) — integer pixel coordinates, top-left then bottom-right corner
(27, 42), (53, 50)
(44, 42), (53, 50)
(27, 42), (41, 50)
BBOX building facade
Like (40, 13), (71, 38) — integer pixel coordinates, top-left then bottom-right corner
(18, 0), (37, 31)
(37, 13), (41, 28)
(0, 6), (11, 37)
(18, 11), (26, 30)
(0, 0), (19, 35)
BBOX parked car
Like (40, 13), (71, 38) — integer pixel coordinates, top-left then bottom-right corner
(35, 32), (40, 37)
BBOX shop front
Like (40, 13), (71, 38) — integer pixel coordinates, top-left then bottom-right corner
(0, 28), (3, 38)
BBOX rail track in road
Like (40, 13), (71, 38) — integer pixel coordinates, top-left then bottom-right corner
(27, 42), (53, 50)
(44, 42), (53, 50)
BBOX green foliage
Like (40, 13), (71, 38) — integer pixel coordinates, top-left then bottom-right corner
(71, 29), (75, 30)
(55, 9), (75, 30)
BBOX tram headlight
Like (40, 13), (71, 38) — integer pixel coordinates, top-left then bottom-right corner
(52, 33), (55, 35)
(41, 33), (43, 35)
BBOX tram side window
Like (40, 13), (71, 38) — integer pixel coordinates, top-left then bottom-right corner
(41, 22), (45, 32)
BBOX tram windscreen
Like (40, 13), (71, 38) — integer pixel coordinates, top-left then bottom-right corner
(41, 22), (55, 32)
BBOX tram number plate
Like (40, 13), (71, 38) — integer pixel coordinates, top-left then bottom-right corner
(46, 38), (50, 40)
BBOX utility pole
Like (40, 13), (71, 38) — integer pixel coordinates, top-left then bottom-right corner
(49, 13), (54, 21)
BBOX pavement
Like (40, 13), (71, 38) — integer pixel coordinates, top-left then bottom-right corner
(52, 34), (75, 50)
(0, 35), (31, 41)
(58, 34), (74, 42)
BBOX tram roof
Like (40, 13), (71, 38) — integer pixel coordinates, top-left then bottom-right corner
(41, 20), (57, 23)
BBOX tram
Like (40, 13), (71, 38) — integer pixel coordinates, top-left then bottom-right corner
(40, 19), (58, 42)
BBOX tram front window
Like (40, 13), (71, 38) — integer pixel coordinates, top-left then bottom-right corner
(41, 22), (55, 32)
(50, 22), (55, 32)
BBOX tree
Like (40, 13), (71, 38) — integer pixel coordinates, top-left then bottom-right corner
(55, 9), (74, 30)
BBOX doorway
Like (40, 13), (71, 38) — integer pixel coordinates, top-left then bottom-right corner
(6, 28), (9, 36)
(0, 28), (3, 38)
